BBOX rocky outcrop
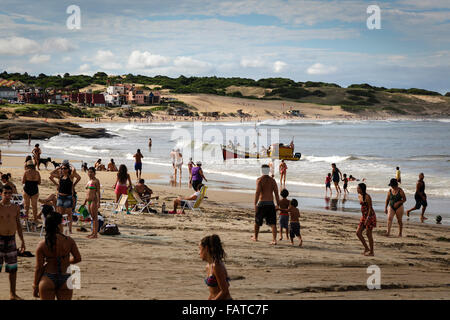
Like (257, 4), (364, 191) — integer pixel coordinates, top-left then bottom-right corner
(0, 120), (113, 140)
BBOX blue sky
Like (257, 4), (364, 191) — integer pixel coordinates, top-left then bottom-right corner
(0, 0), (449, 93)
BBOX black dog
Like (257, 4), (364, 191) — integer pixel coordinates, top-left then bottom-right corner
(51, 160), (61, 169)
(38, 157), (52, 169)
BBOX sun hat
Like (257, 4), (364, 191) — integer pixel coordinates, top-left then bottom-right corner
(62, 159), (70, 166)
(196, 161), (202, 166)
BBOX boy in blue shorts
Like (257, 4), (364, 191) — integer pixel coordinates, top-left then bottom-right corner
(277, 189), (290, 241)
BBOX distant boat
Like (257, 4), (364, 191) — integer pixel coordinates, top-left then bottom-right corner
(221, 143), (301, 161)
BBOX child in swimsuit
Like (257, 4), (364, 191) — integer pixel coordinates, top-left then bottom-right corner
(288, 199), (302, 246)
(277, 189), (290, 241)
(342, 174), (349, 194)
(325, 173), (332, 196)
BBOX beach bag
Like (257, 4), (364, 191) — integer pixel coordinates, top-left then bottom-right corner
(100, 223), (120, 236)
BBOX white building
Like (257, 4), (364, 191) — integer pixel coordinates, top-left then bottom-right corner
(0, 87), (17, 100)
(106, 85), (125, 95)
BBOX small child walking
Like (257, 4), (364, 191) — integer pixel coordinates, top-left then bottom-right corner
(342, 173), (349, 195)
(288, 199), (302, 246)
(325, 173), (332, 196)
(277, 189), (290, 241)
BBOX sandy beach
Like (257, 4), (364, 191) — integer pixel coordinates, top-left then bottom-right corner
(0, 153), (449, 300)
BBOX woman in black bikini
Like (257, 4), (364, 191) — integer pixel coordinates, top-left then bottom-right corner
(199, 234), (232, 300)
(331, 163), (342, 194)
(33, 211), (81, 300)
(384, 178), (406, 237)
(50, 164), (81, 234)
(22, 160), (41, 222)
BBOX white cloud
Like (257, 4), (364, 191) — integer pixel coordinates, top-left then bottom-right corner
(0, 36), (40, 55)
(29, 54), (51, 64)
(273, 61), (287, 73)
(93, 50), (121, 69)
(174, 56), (210, 68)
(79, 63), (91, 72)
(240, 57), (265, 68)
(42, 38), (77, 52)
(127, 50), (170, 69)
(62, 56), (72, 62)
(307, 63), (337, 75)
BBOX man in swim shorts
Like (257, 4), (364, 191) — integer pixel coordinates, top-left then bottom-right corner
(133, 149), (144, 180)
(253, 164), (280, 245)
(0, 185), (26, 300)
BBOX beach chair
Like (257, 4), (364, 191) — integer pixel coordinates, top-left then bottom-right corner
(12, 194), (30, 232)
(105, 194), (127, 223)
(181, 185), (208, 213)
(129, 190), (158, 214)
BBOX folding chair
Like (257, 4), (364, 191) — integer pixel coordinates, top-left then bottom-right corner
(129, 190), (158, 214)
(106, 194), (127, 223)
(181, 185), (208, 213)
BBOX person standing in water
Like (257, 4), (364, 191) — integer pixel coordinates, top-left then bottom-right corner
(406, 173), (428, 222)
(384, 178), (406, 237)
(187, 158), (194, 187)
(133, 149), (144, 180)
(356, 183), (376, 256)
(331, 163), (343, 194)
(83, 167), (101, 239)
(148, 138), (152, 149)
(27, 133), (31, 146)
(279, 160), (287, 188)
(174, 149), (183, 185)
(396, 167), (401, 184)
(252, 164), (280, 245)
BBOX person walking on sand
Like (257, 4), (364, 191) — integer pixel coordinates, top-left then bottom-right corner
(50, 162), (81, 234)
(83, 167), (101, 239)
(279, 160), (287, 188)
(33, 211), (81, 300)
(396, 167), (401, 184)
(0, 185), (26, 300)
(199, 234), (232, 300)
(133, 149), (144, 180)
(331, 163), (343, 194)
(252, 164), (280, 245)
(288, 199), (302, 246)
(23, 160), (41, 222)
(406, 173), (428, 222)
(277, 188), (290, 241)
(113, 165), (133, 214)
(356, 183), (376, 256)
(32, 144), (41, 170)
(190, 161), (207, 191)
(385, 178), (406, 237)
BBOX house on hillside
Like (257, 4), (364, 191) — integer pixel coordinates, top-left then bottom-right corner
(0, 87), (18, 101)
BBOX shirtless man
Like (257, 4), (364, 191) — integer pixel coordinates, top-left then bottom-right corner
(406, 173), (428, 222)
(252, 164), (280, 245)
(0, 185), (26, 300)
(133, 149), (144, 179)
(32, 144), (41, 170)
(134, 179), (153, 201)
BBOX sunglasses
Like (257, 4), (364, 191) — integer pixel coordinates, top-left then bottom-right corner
(2, 191), (12, 195)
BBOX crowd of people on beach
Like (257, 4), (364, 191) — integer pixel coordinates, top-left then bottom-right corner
(0, 133), (435, 301)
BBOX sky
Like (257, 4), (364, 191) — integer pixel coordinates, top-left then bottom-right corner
(0, 0), (449, 93)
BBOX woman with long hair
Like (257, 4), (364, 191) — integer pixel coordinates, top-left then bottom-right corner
(83, 167), (101, 239)
(50, 163), (81, 234)
(384, 178), (406, 237)
(199, 234), (232, 300)
(33, 211), (81, 300)
(22, 160), (41, 222)
(356, 183), (376, 256)
(113, 164), (132, 213)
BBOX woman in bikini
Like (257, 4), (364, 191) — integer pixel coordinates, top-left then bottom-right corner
(356, 183), (376, 256)
(22, 160), (41, 222)
(113, 164), (132, 213)
(384, 178), (406, 237)
(83, 167), (101, 239)
(279, 160), (287, 188)
(199, 234), (232, 300)
(33, 211), (81, 300)
(50, 164), (81, 234)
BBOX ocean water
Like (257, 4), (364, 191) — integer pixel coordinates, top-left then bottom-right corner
(2, 119), (450, 224)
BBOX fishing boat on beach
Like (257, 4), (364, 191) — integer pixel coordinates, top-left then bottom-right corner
(221, 142), (301, 161)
